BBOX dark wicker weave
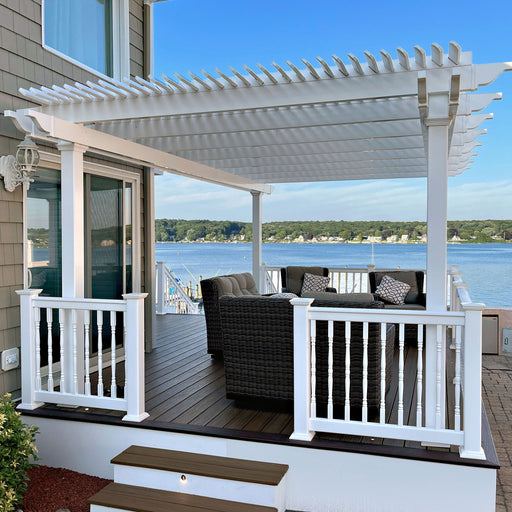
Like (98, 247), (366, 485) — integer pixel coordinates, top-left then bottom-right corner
(219, 295), (395, 418)
(200, 273), (260, 357)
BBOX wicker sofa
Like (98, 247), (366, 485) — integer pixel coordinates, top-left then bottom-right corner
(200, 272), (261, 357)
(219, 293), (395, 418)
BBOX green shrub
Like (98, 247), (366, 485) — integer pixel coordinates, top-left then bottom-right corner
(0, 394), (38, 512)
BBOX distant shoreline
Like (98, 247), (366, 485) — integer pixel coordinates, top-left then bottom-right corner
(156, 240), (511, 245)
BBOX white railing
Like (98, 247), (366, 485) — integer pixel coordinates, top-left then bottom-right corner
(328, 267), (371, 293)
(16, 290), (149, 422)
(156, 262), (200, 315)
(290, 295), (485, 459)
(261, 264), (425, 295)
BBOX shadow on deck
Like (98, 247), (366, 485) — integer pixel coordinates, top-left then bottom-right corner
(23, 314), (498, 468)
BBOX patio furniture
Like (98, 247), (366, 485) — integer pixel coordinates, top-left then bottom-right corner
(200, 272), (260, 357)
(219, 293), (395, 417)
(369, 270), (426, 342)
(281, 266), (337, 295)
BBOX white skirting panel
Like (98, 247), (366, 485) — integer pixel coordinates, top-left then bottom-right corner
(24, 417), (496, 512)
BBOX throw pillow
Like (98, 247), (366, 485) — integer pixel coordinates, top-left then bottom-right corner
(270, 292), (298, 298)
(375, 275), (411, 305)
(300, 273), (330, 296)
(30, 268), (48, 288)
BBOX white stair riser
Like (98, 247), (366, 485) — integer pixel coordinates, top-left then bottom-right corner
(90, 506), (126, 512)
(113, 464), (287, 512)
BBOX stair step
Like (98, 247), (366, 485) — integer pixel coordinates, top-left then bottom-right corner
(112, 445), (288, 485)
(89, 482), (278, 512)
(111, 445), (288, 511)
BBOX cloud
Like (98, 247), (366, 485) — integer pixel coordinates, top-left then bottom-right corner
(154, 173), (512, 221)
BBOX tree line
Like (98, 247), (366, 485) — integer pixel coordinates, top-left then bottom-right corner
(155, 219), (512, 243)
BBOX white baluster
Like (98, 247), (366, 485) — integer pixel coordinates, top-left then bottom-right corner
(46, 308), (54, 392)
(435, 324), (443, 429)
(344, 321), (351, 420)
(72, 309), (78, 394)
(97, 310), (104, 397)
(123, 311), (127, 395)
(362, 322), (369, 423)
(327, 320), (334, 419)
(398, 323), (405, 426)
(310, 320), (317, 418)
(111, 311), (117, 398)
(84, 310), (91, 396)
(454, 325), (462, 431)
(59, 309), (65, 392)
(416, 324), (424, 427)
(379, 323), (387, 424)
(35, 307), (41, 391)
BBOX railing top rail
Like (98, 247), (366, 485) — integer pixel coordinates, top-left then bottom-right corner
(34, 296), (127, 312)
(306, 305), (466, 326)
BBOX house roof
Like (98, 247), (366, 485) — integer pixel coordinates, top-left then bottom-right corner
(16, 42), (512, 185)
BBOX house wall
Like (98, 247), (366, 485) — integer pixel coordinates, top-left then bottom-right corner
(0, 0), (150, 397)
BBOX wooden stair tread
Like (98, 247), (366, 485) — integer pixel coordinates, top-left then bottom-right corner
(89, 482), (278, 512)
(112, 445), (288, 486)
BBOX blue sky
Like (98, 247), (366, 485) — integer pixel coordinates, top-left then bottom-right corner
(153, 0), (512, 222)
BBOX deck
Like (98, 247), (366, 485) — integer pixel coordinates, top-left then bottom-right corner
(22, 314), (498, 468)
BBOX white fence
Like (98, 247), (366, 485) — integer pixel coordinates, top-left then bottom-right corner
(290, 286), (485, 459)
(156, 262), (200, 315)
(17, 290), (149, 422)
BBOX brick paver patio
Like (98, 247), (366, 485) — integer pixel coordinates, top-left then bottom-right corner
(482, 355), (512, 512)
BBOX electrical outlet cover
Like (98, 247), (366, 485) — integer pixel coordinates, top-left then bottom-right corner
(1, 347), (19, 371)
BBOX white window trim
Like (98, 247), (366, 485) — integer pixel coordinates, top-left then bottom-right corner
(24, 151), (142, 294)
(41, 0), (130, 81)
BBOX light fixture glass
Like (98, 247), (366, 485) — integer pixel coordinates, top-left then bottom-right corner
(0, 137), (40, 192)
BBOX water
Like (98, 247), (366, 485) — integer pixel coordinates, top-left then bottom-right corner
(156, 242), (512, 307)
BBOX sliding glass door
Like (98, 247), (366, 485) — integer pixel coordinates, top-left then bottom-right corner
(84, 174), (133, 300)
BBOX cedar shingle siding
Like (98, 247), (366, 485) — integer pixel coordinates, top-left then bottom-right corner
(0, 0), (148, 396)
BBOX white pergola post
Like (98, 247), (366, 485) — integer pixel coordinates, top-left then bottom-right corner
(422, 81), (453, 432)
(251, 191), (263, 292)
(58, 142), (88, 393)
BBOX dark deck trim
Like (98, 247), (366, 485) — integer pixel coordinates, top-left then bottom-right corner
(21, 404), (499, 469)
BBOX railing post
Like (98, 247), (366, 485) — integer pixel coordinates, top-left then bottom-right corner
(460, 304), (486, 459)
(16, 289), (44, 410)
(290, 297), (315, 441)
(122, 293), (149, 422)
(156, 261), (166, 315)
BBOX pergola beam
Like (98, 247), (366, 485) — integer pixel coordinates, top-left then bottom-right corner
(5, 109), (272, 194)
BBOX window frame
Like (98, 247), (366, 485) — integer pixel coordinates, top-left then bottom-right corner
(41, 0), (130, 81)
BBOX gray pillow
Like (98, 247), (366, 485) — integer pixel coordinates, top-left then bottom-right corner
(375, 275), (411, 305)
(300, 273), (330, 295)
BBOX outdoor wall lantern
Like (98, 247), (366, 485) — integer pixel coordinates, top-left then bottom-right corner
(0, 137), (40, 192)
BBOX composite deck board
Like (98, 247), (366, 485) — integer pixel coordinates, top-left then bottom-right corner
(147, 315), (456, 447)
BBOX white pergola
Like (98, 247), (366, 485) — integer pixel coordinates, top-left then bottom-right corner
(7, 41), (512, 305)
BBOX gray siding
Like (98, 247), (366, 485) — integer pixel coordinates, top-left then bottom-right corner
(0, 0), (149, 396)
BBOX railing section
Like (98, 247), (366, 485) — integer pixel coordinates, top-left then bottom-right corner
(16, 290), (149, 422)
(156, 262), (200, 315)
(290, 296), (485, 459)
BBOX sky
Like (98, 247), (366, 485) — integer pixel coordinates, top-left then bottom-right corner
(153, 0), (512, 223)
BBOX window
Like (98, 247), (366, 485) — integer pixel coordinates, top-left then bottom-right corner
(43, 0), (129, 79)
(27, 168), (62, 297)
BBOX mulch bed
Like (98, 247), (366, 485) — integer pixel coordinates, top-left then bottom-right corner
(21, 465), (112, 512)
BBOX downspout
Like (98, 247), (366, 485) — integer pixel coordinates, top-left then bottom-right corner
(143, 0), (155, 352)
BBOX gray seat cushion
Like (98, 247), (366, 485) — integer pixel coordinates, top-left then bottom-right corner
(302, 292), (376, 305)
(382, 303), (426, 310)
(214, 272), (259, 297)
